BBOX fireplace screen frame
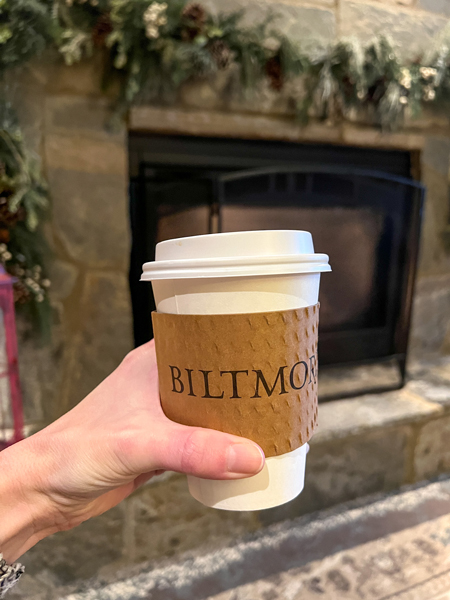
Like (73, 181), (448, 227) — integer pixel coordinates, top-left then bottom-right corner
(129, 138), (425, 400)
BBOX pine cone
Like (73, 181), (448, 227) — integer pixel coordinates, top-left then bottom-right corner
(342, 75), (355, 100)
(181, 2), (206, 40)
(92, 13), (113, 47)
(265, 55), (283, 91)
(13, 281), (31, 305)
(366, 77), (387, 103)
(0, 196), (21, 229)
(182, 2), (206, 25)
(208, 39), (232, 70)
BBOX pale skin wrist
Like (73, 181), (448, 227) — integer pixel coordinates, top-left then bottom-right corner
(0, 437), (59, 563)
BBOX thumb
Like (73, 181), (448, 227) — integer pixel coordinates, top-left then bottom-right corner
(150, 424), (265, 480)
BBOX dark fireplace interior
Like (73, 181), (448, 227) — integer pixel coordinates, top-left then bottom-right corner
(129, 134), (425, 400)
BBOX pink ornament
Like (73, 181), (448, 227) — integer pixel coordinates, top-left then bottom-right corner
(0, 266), (23, 449)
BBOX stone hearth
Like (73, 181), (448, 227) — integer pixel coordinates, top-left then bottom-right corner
(8, 354), (450, 599)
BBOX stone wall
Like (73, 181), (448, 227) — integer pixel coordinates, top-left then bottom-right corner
(11, 54), (133, 424)
(11, 0), (450, 427)
(13, 355), (450, 590)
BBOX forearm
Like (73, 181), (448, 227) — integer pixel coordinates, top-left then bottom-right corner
(0, 437), (58, 562)
(0, 341), (265, 563)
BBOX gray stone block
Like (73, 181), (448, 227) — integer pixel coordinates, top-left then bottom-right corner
(202, 0), (336, 52)
(340, 2), (448, 59)
(44, 50), (108, 97)
(45, 132), (127, 177)
(260, 426), (412, 523)
(45, 96), (125, 143)
(63, 271), (133, 409)
(419, 0), (450, 16)
(37, 480), (450, 600)
(432, 356), (450, 383)
(422, 136), (450, 176)
(410, 275), (450, 353)
(17, 304), (65, 425)
(19, 505), (123, 586)
(406, 379), (450, 408)
(49, 259), (79, 301)
(414, 414), (450, 480)
(418, 165), (450, 274)
(124, 475), (260, 565)
(314, 389), (441, 443)
(49, 169), (129, 266)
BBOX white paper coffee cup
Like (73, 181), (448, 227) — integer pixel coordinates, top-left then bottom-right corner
(141, 230), (330, 511)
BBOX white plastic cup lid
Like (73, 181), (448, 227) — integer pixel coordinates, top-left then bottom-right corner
(141, 230), (331, 281)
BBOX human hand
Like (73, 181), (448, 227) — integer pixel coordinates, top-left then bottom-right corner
(0, 340), (264, 561)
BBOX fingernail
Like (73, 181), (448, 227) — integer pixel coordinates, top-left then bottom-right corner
(227, 443), (265, 475)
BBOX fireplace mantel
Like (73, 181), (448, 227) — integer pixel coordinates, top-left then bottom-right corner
(129, 105), (433, 152)
(13, 59), (450, 431)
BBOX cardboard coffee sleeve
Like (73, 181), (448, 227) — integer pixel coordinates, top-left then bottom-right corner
(152, 304), (319, 457)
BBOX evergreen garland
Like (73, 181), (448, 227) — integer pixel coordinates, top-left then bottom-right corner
(0, 101), (51, 336)
(41, 1), (450, 128)
(1, 0), (450, 128)
(0, 0), (52, 74)
(2, 0), (450, 332)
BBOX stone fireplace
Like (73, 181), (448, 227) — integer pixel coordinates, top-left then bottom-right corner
(128, 133), (425, 400)
(12, 0), (450, 424)
(8, 0), (450, 567)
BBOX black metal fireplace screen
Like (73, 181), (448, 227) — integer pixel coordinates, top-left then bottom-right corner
(129, 134), (425, 400)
